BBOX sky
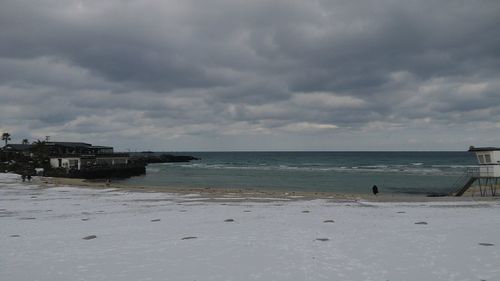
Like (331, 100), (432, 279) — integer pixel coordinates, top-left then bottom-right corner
(1, 0), (499, 151)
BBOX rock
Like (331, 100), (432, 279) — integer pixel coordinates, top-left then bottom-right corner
(316, 238), (329, 241)
(224, 219), (234, 222)
(478, 243), (495, 246)
(181, 236), (197, 240)
(323, 220), (335, 223)
(10, 235), (20, 238)
(397, 211), (406, 214)
(243, 210), (251, 213)
(302, 210), (310, 213)
(414, 221), (428, 225)
(81, 218), (90, 221)
(82, 235), (97, 240)
(142, 154), (200, 164)
(150, 219), (161, 222)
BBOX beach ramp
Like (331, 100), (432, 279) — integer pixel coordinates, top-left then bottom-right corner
(454, 177), (477, 196)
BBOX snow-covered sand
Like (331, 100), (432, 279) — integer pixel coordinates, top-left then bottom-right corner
(1, 173), (499, 281)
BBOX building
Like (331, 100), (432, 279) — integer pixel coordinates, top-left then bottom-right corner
(454, 146), (500, 196)
(469, 146), (500, 177)
(45, 142), (133, 168)
(2, 144), (33, 157)
(3, 141), (145, 179)
(45, 142), (113, 155)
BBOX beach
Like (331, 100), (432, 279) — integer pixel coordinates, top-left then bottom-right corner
(45, 174), (494, 203)
(1, 172), (500, 281)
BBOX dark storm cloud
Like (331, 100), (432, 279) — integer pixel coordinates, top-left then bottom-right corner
(1, 0), (500, 150)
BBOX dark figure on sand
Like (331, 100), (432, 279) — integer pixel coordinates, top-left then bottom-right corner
(372, 185), (379, 195)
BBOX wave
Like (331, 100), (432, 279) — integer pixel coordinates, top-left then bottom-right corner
(162, 162), (471, 175)
(146, 167), (161, 173)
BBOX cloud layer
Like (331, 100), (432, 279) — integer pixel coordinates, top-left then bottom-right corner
(1, 0), (500, 150)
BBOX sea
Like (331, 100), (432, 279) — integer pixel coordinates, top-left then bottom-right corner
(118, 151), (478, 195)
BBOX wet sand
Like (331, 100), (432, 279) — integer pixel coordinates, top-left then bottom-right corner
(37, 176), (499, 203)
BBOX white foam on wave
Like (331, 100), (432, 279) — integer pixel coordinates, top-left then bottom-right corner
(168, 162), (462, 175)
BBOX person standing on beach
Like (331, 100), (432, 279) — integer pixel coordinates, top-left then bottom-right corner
(372, 185), (379, 195)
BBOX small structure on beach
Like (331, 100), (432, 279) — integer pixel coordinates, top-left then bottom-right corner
(453, 146), (500, 196)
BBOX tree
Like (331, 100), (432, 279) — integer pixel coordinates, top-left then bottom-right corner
(31, 140), (49, 168)
(2, 133), (11, 146)
(22, 139), (29, 145)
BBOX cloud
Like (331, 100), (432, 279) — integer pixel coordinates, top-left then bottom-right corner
(280, 122), (338, 132)
(0, 0), (499, 150)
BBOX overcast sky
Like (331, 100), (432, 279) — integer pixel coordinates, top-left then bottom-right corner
(1, 0), (499, 151)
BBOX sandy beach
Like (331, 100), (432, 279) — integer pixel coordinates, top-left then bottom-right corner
(2, 173), (500, 281)
(42, 175), (498, 203)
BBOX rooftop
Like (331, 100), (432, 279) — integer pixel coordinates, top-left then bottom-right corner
(46, 142), (92, 148)
(2, 144), (32, 151)
(468, 146), (500, 152)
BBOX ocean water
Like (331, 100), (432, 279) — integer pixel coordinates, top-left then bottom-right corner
(119, 151), (478, 195)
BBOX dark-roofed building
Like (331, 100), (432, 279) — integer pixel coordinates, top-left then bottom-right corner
(45, 142), (123, 170)
(2, 141), (145, 179)
(45, 142), (93, 155)
(2, 144), (33, 157)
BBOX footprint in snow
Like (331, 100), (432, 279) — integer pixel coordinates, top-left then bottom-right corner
(224, 219), (234, 222)
(323, 220), (335, 223)
(302, 210), (310, 213)
(316, 238), (329, 242)
(478, 243), (495, 246)
(150, 219), (161, 222)
(182, 236), (197, 240)
(82, 235), (97, 240)
(414, 221), (428, 225)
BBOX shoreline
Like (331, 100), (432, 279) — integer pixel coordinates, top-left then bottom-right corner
(3, 173), (499, 281)
(37, 176), (499, 203)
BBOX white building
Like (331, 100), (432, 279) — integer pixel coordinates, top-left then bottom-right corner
(49, 157), (81, 170)
(469, 146), (500, 177)
(47, 142), (129, 171)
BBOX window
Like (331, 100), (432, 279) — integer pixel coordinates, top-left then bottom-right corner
(485, 154), (491, 163)
(478, 155), (485, 164)
(69, 159), (79, 169)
